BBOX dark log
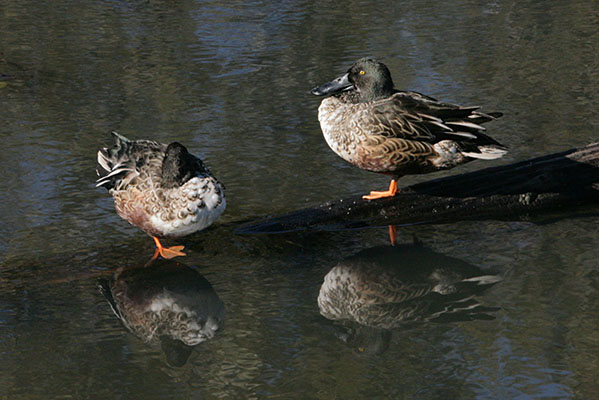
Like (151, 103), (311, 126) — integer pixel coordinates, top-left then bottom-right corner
(236, 143), (599, 234)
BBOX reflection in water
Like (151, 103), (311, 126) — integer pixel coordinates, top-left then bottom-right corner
(98, 258), (225, 367)
(318, 244), (501, 353)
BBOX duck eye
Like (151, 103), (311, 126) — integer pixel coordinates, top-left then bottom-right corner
(359, 70), (365, 75)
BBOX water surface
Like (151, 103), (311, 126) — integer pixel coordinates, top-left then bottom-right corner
(1, 0), (598, 398)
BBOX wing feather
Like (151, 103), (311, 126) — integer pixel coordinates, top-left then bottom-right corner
(358, 92), (504, 150)
(95, 131), (165, 191)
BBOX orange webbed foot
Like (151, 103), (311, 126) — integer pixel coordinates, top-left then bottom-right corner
(159, 245), (186, 259)
(152, 236), (186, 259)
(362, 179), (399, 200)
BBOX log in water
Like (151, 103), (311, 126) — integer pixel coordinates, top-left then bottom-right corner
(236, 143), (599, 234)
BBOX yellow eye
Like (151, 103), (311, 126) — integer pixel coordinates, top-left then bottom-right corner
(359, 70), (365, 75)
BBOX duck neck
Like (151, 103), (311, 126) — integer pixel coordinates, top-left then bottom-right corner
(358, 82), (395, 102)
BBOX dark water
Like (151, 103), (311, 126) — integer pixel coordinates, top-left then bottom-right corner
(1, 0), (598, 398)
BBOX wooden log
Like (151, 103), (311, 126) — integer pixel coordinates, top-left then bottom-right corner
(235, 143), (599, 234)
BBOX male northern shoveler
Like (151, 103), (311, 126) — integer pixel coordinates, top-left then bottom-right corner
(311, 57), (507, 200)
(96, 132), (225, 258)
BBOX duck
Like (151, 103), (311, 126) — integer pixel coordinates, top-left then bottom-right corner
(96, 132), (226, 259)
(311, 57), (507, 200)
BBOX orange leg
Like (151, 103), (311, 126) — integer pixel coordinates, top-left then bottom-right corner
(363, 179), (399, 200)
(388, 225), (397, 246)
(152, 236), (186, 259)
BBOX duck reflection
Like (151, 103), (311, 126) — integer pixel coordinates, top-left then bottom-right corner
(98, 258), (225, 367)
(318, 244), (501, 353)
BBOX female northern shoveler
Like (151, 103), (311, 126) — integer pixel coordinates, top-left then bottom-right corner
(311, 57), (507, 200)
(96, 132), (225, 258)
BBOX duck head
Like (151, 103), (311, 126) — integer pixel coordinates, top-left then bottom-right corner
(161, 142), (207, 188)
(311, 57), (395, 102)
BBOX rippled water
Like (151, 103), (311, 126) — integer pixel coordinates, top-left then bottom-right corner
(1, 0), (598, 398)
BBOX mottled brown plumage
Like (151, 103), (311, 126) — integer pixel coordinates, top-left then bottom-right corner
(96, 132), (225, 258)
(311, 58), (507, 199)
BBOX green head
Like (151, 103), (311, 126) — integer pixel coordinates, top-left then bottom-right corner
(311, 58), (395, 102)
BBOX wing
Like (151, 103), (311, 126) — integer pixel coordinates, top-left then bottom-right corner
(361, 91), (503, 146)
(96, 131), (166, 191)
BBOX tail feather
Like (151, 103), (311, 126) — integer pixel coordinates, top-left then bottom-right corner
(95, 132), (139, 190)
(95, 166), (136, 188)
(462, 145), (508, 160)
(445, 121), (486, 132)
(97, 149), (112, 173)
(110, 130), (131, 143)
(444, 131), (478, 140)
(467, 111), (503, 124)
